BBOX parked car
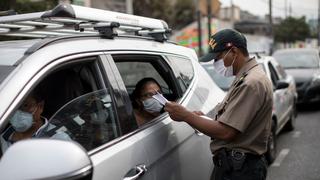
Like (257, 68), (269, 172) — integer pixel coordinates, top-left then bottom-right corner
(201, 54), (297, 163)
(273, 48), (320, 104)
(0, 4), (225, 180)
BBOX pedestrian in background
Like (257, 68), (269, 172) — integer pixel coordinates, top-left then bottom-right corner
(164, 29), (273, 180)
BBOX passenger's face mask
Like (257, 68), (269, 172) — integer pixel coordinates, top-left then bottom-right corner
(213, 49), (236, 77)
(142, 98), (163, 113)
(10, 110), (34, 132)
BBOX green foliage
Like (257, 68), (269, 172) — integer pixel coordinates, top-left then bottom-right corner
(0, 0), (58, 13)
(173, 0), (196, 30)
(0, 0), (58, 41)
(274, 16), (311, 43)
(133, 0), (174, 26)
(133, 0), (195, 30)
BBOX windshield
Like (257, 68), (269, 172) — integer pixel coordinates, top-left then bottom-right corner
(0, 66), (15, 84)
(273, 51), (319, 69)
(202, 64), (234, 91)
(0, 39), (40, 66)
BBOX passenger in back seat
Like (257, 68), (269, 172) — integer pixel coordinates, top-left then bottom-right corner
(131, 77), (164, 126)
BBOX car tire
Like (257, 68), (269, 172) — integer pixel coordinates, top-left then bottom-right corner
(266, 121), (277, 164)
(285, 104), (296, 131)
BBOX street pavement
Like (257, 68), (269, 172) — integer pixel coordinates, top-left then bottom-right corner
(267, 102), (320, 180)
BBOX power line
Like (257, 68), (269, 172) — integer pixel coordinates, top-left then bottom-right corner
(259, 0), (316, 16)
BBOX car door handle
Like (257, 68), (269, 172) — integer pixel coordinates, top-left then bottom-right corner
(123, 165), (147, 180)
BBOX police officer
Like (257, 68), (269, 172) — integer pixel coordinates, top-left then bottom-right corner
(164, 29), (273, 180)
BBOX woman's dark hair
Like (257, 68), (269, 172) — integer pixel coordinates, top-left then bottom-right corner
(131, 77), (161, 109)
(30, 82), (46, 103)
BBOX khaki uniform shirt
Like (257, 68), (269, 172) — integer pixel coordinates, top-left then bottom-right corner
(210, 58), (273, 155)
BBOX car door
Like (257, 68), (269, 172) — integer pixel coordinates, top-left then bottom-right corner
(82, 54), (152, 180)
(273, 61), (295, 118)
(268, 62), (287, 131)
(21, 53), (151, 180)
(107, 52), (213, 180)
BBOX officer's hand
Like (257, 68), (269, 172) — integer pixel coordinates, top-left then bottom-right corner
(193, 111), (204, 116)
(164, 101), (191, 122)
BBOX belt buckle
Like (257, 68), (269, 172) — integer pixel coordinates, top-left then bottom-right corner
(231, 150), (245, 160)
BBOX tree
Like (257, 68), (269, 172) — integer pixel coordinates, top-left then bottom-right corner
(274, 16), (310, 43)
(133, 0), (195, 30)
(0, 0), (58, 41)
(0, 0), (58, 13)
(173, 0), (196, 30)
(133, 0), (174, 27)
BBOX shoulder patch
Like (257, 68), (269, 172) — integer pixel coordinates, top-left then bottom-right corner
(235, 73), (248, 88)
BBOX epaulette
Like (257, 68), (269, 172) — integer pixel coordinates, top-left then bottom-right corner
(234, 73), (248, 88)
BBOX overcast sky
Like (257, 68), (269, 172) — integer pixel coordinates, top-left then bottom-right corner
(221, 0), (318, 20)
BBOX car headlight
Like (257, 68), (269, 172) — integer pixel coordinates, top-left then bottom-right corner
(312, 73), (320, 86)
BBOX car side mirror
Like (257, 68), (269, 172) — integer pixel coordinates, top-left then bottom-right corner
(276, 81), (289, 90)
(0, 139), (92, 180)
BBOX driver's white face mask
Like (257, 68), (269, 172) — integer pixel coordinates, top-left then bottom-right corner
(213, 49), (236, 77)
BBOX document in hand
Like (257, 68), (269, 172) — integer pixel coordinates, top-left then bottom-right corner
(200, 115), (213, 120)
(152, 92), (168, 105)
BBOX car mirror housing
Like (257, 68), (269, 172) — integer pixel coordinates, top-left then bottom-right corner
(0, 139), (92, 180)
(276, 81), (289, 90)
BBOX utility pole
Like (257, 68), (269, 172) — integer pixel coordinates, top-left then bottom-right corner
(269, 0), (273, 31)
(126, 0), (133, 14)
(269, 0), (273, 53)
(318, 0), (320, 46)
(289, 2), (292, 17)
(285, 0), (287, 18)
(231, 0), (234, 25)
(207, 0), (212, 43)
(195, 0), (203, 56)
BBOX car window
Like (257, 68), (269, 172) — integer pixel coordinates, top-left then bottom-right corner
(115, 61), (170, 94)
(38, 89), (119, 151)
(268, 62), (279, 87)
(201, 63), (234, 91)
(112, 54), (179, 127)
(40, 59), (104, 118)
(166, 55), (194, 93)
(0, 39), (41, 66)
(275, 64), (287, 79)
(273, 51), (319, 69)
(0, 56), (112, 153)
(112, 54), (178, 99)
(0, 66), (15, 85)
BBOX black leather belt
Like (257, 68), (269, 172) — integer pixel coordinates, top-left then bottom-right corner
(213, 148), (263, 170)
(217, 148), (262, 160)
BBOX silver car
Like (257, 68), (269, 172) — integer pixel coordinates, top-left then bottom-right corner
(201, 54), (298, 163)
(0, 4), (225, 180)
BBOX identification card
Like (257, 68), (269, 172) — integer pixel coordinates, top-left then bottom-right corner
(152, 92), (168, 105)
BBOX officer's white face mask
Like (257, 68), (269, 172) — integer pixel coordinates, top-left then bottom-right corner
(213, 49), (236, 77)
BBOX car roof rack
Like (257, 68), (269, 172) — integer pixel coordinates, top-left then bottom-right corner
(0, 4), (171, 42)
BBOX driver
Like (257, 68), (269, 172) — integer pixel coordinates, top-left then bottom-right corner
(0, 87), (70, 153)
